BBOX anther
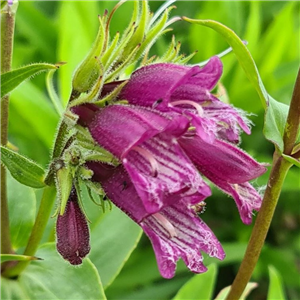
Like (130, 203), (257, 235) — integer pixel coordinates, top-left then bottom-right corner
(132, 146), (159, 177)
(153, 213), (177, 238)
(169, 100), (204, 117)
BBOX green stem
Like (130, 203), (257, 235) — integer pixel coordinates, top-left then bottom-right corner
(1, 1), (17, 257)
(2, 186), (57, 278)
(225, 154), (291, 300)
(226, 63), (300, 300)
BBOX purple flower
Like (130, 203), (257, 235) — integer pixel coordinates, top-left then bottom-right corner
(74, 104), (211, 215)
(119, 57), (250, 144)
(73, 57), (267, 277)
(114, 57), (267, 223)
(56, 187), (90, 265)
(86, 161), (225, 278)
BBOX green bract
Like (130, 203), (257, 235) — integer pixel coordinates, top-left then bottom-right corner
(69, 1), (188, 107)
(0, 146), (45, 188)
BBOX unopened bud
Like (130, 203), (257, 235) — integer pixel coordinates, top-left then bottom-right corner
(56, 187), (90, 265)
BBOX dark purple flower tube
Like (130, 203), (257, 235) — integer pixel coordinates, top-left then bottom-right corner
(56, 187), (90, 265)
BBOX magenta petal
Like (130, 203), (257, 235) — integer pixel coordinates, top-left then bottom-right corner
(141, 200), (225, 278)
(86, 162), (149, 223)
(202, 175), (262, 225)
(120, 63), (201, 109)
(88, 105), (189, 158)
(186, 56), (223, 90)
(228, 182), (262, 224)
(179, 136), (267, 184)
(123, 133), (211, 213)
(87, 162), (223, 278)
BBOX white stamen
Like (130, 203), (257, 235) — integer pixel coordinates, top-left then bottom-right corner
(169, 100), (204, 117)
(153, 213), (177, 238)
(132, 146), (159, 177)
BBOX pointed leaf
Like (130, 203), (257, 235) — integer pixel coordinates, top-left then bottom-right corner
(1, 254), (40, 263)
(7, 172), (36, 248)
(19, 243), (107, 300)
(1, 63), (58, 98)
(267, 266), (287, 300)
(173, 264), (217, 300)
(1, 146), (45, 188)
(182, 17), (269, 109)
(282, 154), (300, 168)
(263, 96), (289, 152)
(215, 282), (258, 300)
(56, 167), (73, 215)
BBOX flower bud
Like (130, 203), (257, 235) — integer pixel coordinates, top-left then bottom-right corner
(72, 16), (105, 93)
(56, 187), (90, 265)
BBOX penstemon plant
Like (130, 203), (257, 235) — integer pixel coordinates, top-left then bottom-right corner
(1, 1), (299, 300)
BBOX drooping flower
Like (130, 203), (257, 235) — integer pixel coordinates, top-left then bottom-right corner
(56, 187), (90, 265)
(72, 56), (267, 277)
(86, 161), (225, 278)
(112, 57), (267, 223)
(73, 104), (211, 215)
(119, 56), (250, 144)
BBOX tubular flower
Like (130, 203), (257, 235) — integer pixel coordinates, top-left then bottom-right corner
(56, 187), (90, 265)
(114, 57), (267, 223)
(72, 56), (267, 276)
(74, 104), (211, 215)
(86, 161), (225, 279)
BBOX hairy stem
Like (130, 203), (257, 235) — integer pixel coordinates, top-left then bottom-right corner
(2, 186), (57, 278)
(1, 2), (17, 257)
(226, 153), (291, 300)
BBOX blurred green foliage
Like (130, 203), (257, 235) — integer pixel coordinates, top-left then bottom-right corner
(6, 1), (300, 300)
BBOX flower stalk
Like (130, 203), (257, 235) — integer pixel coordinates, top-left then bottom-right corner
(226, 68), (300, 300)
(1, 1), (17, 257)
(225, 153), (291, 300)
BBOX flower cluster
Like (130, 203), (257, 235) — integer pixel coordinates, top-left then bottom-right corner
(70, 56), (267, 278)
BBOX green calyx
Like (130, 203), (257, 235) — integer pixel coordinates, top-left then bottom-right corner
(69, 0), (186, 107)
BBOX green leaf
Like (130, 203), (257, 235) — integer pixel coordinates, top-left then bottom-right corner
(267, 266), (287, 300)
(1, 63), (58, 98)
(173, 264), (217, 300)
(182, 17), (268, 109)
(1, 254), (40, 263)
(89, 206), (142, 289)
(282, 154), (300, 168)
(263, 97), (289, 152)
(56, 167), (73, 215)
(215, 282), (258, 300)
(1, 277), (28, 300)
(7, 172), (36, 249)
(18, 243), (107, 300)
(72, 16), (105, 93)
(1, 146), (45, 188)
